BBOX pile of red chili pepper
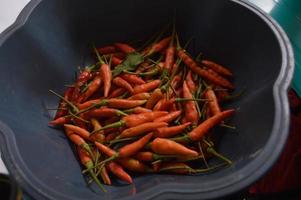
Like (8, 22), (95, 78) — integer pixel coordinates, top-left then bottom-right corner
(49, 29), (238, 192)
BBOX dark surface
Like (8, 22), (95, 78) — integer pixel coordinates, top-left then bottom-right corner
(0, 0), (294, 199)
(0, 174), (20, 200)
(0, 174), (11, 200)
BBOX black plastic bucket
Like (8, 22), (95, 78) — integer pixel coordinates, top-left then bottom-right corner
(0, 0), (294, 199)
(0, 173), (22, 200)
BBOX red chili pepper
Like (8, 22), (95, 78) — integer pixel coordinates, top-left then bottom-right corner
(107, 99), (146, 109)
(97, 45), (117, 54)
(128, 92), (151, 100)
(49, 116), (71, 126)
(64, 124), (90, 141)
(146, 36), (172, 56)
(122, 111), (168, 127)
(77, 99), (102, 110)
(134, 151), (154, 162)
(107, 161), (133, 184)
(188, 109), (235, 141)
(90, 118), (105, 143)
(105, 132), (119, 142)
(154, 110), (181, 123)
(54, 87), (74, 119)
(114, 43), (136, 54)
(155, 122), (191, 138)
(215, 87), (230, 102)
(130, 107), (152, 114)
(100, 63), (112, 97)
(74, 116), (88, 130)
(91, 111), (168, 134)
(113, 77), (134, 94)
(100, 165), (111, 185)
(85, 107), (127, 118)
(108, 87), (126, 98)
(177, 49), (234, 89)
(145, 88), (163, 109)
(111, 56), (123, 66)
(120, 74), (145, 85)
(118, 133), (153, 157)
(77, 147), (106, 191)
(133, 80), (161, 94)
(153, 98), (165, 111)
(182, 81), (198, 125)
(204, 87), (221, 116)
(171, 75), (182, 90)
(152, 161), (161, 173)
(111, 52), (126, 59)
(119, 122), (167, 138)
(151, 138), (198, 157)
(186, 70), (197, 94)
(95, 133), (153, 166)
(77, 76), (102, 103)
(164, 45), (175, 72)
(118, 158), (152, 173)
(71, 69), (93, 102)
(201, 59), (233, 77)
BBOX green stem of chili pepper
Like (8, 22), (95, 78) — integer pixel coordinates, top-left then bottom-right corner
(198, 141), (209, 168)
(90, 121), (126, 135)
(77, 100), (109, 115)
(117, 92), (129, 99)
(170, 135), (191, 143)
(81, 143), (96, 162)
(68, 111), (90, 124)
(219, 123), (236, 129)
(49, 90), (79, 113)
(85, 161), (106, 192)
(159, 162), (226, 174)
(207, 147), (232, 165)
(93, 46), (105, 65)
(174, 98), (209, 102)
(108, 136), (139, 146)
(64, 84), (75, 88)
(195, 51), (203, 63)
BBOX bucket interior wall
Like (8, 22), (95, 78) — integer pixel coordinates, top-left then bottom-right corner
(0, 0), (283, 199)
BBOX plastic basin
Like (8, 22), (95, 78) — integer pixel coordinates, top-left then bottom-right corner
(0, 0), (294, 199)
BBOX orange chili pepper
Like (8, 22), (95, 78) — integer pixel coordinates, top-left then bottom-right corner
(107, 161), (133, 184)
(77, 76), (102, 103)
(155, 122), (191, 138)
(97, 45), (116, 54)
(113, 77), (134, 93)
(128, 92), (151, 100)
(133, 80), (161, 94)
(204, 87), (221, 116)
(177, 49), (234, 89)
(188, 109), (235, 141)
(120, 73), (145, 85)
(154, 110), (181, 123)
(145, 88), (163, 109)
(100, 63), (112, 97)
(182, 81), (198, 125)
(119, 122), (167, 138)
(151, 138), (198, 157)
(201, 59), (233, 77)
(114, 43), (136, 54)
